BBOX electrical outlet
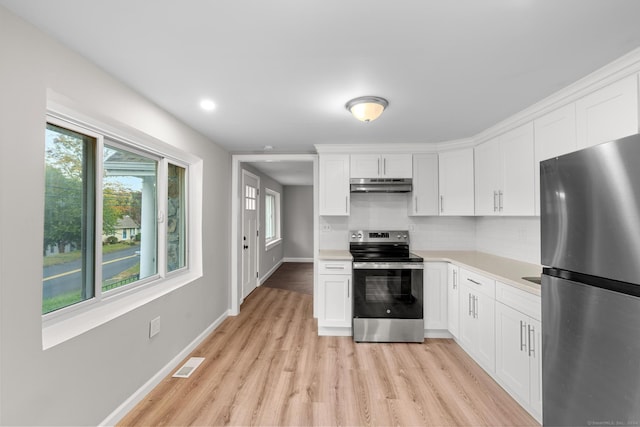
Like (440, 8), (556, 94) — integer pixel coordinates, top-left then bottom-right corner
(149, 316), (161, 338)
(321, 224), (331, 232)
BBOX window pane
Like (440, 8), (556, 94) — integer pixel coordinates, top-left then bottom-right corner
(167, 163), (186, 272)
(265, 194), (274, 240)
(43, 123), (96, 314)
(102, 144), (157, 292)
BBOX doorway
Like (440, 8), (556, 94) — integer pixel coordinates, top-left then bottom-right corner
(231, 154), (319, 316)
(241, 170), (260, 299)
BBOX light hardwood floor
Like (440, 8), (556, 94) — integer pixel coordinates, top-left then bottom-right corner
(119, 284), (539, 426)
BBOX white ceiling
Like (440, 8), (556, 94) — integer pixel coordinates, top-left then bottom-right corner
(4, 0), (640, 156)
(245, 161), (313, 186)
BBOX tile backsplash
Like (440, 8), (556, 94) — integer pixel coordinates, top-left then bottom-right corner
(319, 193), (541, 265)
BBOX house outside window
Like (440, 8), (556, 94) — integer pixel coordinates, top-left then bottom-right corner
(43, 116), (188, 315)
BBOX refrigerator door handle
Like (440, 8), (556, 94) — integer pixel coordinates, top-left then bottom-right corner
(520, 321), (527, 351)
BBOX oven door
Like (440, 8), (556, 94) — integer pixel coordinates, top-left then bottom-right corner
(352, 262), (423, 319)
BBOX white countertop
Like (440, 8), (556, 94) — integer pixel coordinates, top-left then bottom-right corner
(414, 250), (542, 295)
(318, 249), (541, 295)
(318, 250), (352, 261)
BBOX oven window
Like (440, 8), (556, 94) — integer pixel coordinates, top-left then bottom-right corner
(365, 277), (416, 303)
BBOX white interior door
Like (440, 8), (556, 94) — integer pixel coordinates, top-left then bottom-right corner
(242, 170), (259, 300)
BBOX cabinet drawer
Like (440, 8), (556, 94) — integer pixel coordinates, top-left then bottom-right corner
(496, 281), (541, 321)
(318, 260), (352, 275)
(459, 268), (495, 298)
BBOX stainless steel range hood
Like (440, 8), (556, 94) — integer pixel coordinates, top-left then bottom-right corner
(350, 178), (412, 193)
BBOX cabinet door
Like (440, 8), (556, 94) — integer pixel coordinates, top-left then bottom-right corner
(458, 283), (478, 354)
(424, 262), (448, 330)
(534, 104), (577, 215)
(438, 148), (475, 216)
(528, 318), (542, 421)
(319, 154), (350, 215)
(495, 302), (531, 404)
(576, 74), (639, 149)
(447, 264), (460, 338)
(382, 154), (413, 178)
(475, 291), (496, 373)
(318, 274), (352, 328)
(474, 137), (501, 216)
(350, 154), (381, 178)
(409, 154), (439, 216)
(501, 122), (535, 216)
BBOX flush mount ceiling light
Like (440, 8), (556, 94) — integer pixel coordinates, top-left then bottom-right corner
(199, 99), (216, 111)
(345, 96), (389, 122)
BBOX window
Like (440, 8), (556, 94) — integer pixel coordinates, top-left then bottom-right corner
(43, 117), (188, 315)
(167, 163), (186, 272)
(264, 188), (281, 247)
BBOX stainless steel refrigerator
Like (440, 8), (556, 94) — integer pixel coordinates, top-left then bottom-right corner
(541, 133), (640, 426)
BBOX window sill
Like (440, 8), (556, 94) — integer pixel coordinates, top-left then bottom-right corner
(265, 238), (282, 251)
(42, 269), (202, 350)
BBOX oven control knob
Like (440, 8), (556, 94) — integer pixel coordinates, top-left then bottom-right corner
(357, 233), (363, 238)
(351, 234), (356, 238)
(403, 234), (408, 239)
(386, 309), (391, 314)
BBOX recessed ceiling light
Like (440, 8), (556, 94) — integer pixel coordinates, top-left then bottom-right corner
(199, 99), (216, 111)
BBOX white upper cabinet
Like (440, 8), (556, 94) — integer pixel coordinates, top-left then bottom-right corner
(319, 154), (350, 216)
(408, 154), (439, 216)
(350, 154), (412, 178)
(475, 123), (535, 216)
(475, 137), (502, 216)
(533, 104), (577, 215)
(438, 148), (475, 216)
(576, 74), (639, 150)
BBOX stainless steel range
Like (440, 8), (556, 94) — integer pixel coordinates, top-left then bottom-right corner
(350, 230), (424, 343)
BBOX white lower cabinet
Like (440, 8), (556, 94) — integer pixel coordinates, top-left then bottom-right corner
(495, 283), (542, 422)
(424, 262), (448, 331)
(447, 263), (459, 338)
(458, 268), (496, 374)
(318, 261), (352, 329)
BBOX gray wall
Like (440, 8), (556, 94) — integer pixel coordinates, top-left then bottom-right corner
(0, 7), (231, 425)
(283, 186), (314, 260)
(239, 164), (284, 282)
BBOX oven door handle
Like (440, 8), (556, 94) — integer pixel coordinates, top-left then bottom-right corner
(352, 262), (424, 270)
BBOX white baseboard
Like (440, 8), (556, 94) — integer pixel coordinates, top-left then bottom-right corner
(282, 257), (313, 263)
(259, 260), (283, 285)
(99, 309), (230, 426)
(424, 330), (454, 339)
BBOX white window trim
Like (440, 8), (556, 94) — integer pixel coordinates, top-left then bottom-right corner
(42, 103), (203, 349)
(264, 188), (281, 250)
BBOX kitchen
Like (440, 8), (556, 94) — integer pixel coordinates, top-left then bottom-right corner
(2, 1), (640, 426)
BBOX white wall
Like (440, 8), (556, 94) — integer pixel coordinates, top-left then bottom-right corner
(283, 186), (313, 260)
(0, 6), (231, 425)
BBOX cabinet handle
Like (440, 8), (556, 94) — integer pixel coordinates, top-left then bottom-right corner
(468, 293), (473, 316)
(440, 195), (444, 213)
(347, 279), (350, 299)
(499, 190), (503, 212)
(467, 278), (481, 285)
(345, 196), (348, 213)
(493, 191), (498, 212)
(520, 321), (527, 351)
(383, 158), (387, 175)
(452, 270), (457, 289)
(415, 196), (418, 213)
(473, 295), (478, 318)
(528, 325), (535, 357)
(377, 158), (381, 176)
(325, 265), (344, 270)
